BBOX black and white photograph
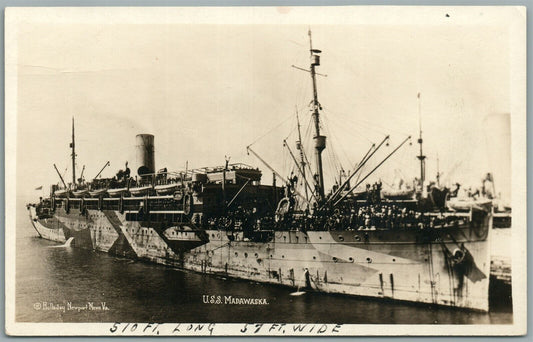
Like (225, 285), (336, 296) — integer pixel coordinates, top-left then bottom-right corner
(4, 6), (526, 336)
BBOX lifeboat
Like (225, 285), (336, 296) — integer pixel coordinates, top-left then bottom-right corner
(107, 187), (129, 197)
(89, 188), (108, 198)
(382, 189), (415, 200)
(447, 198), (492, 212)
(54, 189), (70, 198)
(347, 189), (367, 200)
(154, 183), (179, 196)
(72, 189), (89, 198)
(129, 185), (153, 197)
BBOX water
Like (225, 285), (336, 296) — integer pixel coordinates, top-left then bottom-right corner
(15, 207), (512, 324)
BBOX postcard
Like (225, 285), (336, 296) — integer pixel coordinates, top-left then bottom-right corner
(4, 6), (526, 336)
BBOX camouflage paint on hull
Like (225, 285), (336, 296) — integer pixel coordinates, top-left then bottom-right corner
(28, 206), (491, 311)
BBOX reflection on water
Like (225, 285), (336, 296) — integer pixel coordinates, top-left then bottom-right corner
(16, 215), (512, 324)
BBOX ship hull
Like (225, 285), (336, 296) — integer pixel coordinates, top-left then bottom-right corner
(27, 206), (491, 311)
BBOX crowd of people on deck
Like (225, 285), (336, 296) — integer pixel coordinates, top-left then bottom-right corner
(205, 201), (465, 233)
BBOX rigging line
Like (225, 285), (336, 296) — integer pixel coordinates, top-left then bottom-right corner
(358, 119), (413, 137)
(247, 113), (295, 148)
(301, 141), (314, 181)
(61, 164), (69, 181)
(324, 114), (377, 145)
(284, 116), (299, 142)
(328, 113), (391, 137)
(283, 140), (317, 203)
(325, 48), (366, 79)
(285, 148), (296, 180)
(304, 113), (314, 144)
(320, 115), (334, 158)
(295, 72), (308, 109)
(321, 114), (383, 144)
(326, 120), (348, 174)
(325, 138), (338, 174)
(282, 146), (290, 178)
(282, 114), (297, 144)
(247, 146), (310, 207)
(387, 156), (416, 173)
(352, 142), (376, 174)
(295, 108), (310, 202)
(293, 52), (311, 108)
(325, 131), (342, 182)
(302, 114), (315, 169)
(325, 121), (358, 170)
(320, 114), (340, 173)
(323, 142), (337, 182)
(322, 107), (411, 137)
(334, 135), (412, 207)
(351, 115), (413, 137)
(353, 161), (368, 187)
(323, 136), (388, 208)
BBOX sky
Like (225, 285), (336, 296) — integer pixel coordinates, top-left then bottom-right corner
(10, 7), (514, 202)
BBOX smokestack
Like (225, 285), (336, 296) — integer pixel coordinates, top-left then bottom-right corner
(136, 134), (155, 177)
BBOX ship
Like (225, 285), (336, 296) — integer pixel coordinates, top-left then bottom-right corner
(27, 30), (492, 312)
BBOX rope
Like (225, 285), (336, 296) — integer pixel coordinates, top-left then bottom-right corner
(247, 113), (294, 148)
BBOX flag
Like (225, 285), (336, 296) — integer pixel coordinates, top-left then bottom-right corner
(35, 186), (43, 190)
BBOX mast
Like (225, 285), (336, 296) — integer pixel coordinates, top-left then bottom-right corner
(308, 29), (326, 199)
(70, 117), (76, 188)
(416, 93), (426, 190)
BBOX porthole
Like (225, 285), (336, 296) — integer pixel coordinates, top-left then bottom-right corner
(338, 235), (344, 241)
(235, 252), (238, 257)
(244, 253), (248, 258)
(313, 256), (316, 260)
(392, 258), (396, 262)
(348, 257), (354, 262)
(282, 255), (285, 258)
(366, 257), (372, 263)
(319, 236), (322, 240)
(333, 257), (338, 262)
(254, 253), (258, 258)
(355, 235), (361, 241)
